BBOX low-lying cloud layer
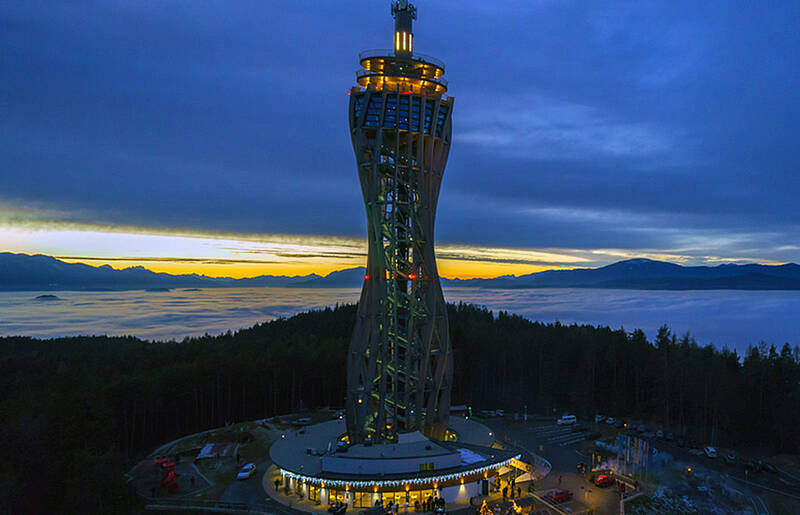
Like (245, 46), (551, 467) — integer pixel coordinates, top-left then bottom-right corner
(2, 287), (797, 355)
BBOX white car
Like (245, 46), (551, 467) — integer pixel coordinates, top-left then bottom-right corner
(237, 463), (256, 480)
(595, 415), (605, 423)
(704, 446), (718, 459)
(557, 415), (577, 425)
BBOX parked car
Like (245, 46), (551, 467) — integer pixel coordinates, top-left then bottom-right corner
(605, 417), (616, 425)
(723, 453), (736, 466)
(642, 432), (655, 439)
(328, 501), (347, 514)
(704, 446), (718, 459)
(495, 409), (505, 417)
(666, 432), (675, 441)
(593, 474), (615, 487)
(636, 424), (647, 433)
(557, 415), (577, 425)
(614, 420), (624, 428)
(293, 417), (311, 426)
(544, 489), (573, 503)
(237, 463), (256, 480)
(688, 448), (704, 456)
(595, 415), (606, 423)
(656, 429), (664, 439)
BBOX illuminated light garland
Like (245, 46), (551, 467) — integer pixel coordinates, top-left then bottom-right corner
(279, 455), (521, 490)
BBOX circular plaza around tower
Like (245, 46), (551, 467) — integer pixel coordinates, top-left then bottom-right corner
(268, 416), (530, 511)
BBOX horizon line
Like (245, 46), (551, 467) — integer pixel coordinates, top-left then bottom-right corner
(3, 251), (796, 282)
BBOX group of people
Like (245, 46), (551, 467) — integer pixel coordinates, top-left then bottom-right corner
(418, 495), (446, 512)
(375, 494), (445, 513)
(500, 477), (521, 500)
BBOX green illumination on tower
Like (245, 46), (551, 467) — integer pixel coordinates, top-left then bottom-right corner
(346, 1), (453, 443)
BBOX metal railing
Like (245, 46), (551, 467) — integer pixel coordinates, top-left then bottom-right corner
(358, 49), (445, 70)
(355, 70), (448, 89)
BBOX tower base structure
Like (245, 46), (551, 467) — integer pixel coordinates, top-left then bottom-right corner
(268, 416), (523, 510)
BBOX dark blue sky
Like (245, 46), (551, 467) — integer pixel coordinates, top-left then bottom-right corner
(2, 0), (799, 270)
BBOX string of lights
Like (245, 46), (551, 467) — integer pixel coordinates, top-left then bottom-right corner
(279, 454), (521, 490)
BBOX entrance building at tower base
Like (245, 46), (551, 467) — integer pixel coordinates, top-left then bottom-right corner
(269, 416), (528, 510)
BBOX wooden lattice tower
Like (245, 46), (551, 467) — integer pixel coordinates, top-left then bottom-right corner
(346, 1), (454, 444)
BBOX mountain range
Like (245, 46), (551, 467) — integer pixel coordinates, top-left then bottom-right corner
(1, 252), (799, 291)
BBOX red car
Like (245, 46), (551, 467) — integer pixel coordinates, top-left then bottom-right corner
(544, 489), (573, 503)
(593, 474), (615, 487)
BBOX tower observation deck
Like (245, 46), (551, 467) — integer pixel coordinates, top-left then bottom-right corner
(346, 1), (454, 444)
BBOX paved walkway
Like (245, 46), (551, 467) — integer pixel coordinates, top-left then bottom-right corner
(220, 458), (273, 505)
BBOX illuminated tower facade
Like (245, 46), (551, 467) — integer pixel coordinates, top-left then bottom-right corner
(346, 1), (453, 444)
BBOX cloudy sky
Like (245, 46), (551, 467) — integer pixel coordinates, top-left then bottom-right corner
(2, 0), (798, 278)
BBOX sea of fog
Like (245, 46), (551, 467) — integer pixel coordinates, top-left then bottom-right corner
(1, 287), (798, 354)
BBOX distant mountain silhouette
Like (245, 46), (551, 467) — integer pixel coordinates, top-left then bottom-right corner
(286, 267), (367, 288)
(1, 253), (799, 291)
(0, 253), (319, 291)
(443, 258), (800, 290)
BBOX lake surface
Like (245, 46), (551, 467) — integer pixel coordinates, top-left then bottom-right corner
(1, 287), (798, 354)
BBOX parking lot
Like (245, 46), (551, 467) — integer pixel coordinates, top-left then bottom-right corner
(489, 420), (622, 514)
(485, 414), (800, 514)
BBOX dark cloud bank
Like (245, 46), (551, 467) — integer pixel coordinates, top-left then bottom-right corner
(2, 1), (799, 262)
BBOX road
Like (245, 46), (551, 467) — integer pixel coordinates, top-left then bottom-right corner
(219, 458), (298, 514)
(488, 419), (621, 515)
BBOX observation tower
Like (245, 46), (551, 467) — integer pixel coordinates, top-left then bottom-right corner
(267, 6), (534, 508)
(346, 0), (454, 444)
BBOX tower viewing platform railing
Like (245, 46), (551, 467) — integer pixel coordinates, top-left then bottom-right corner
(355, 69), (448, 90)
(359, 49), (446, 71)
